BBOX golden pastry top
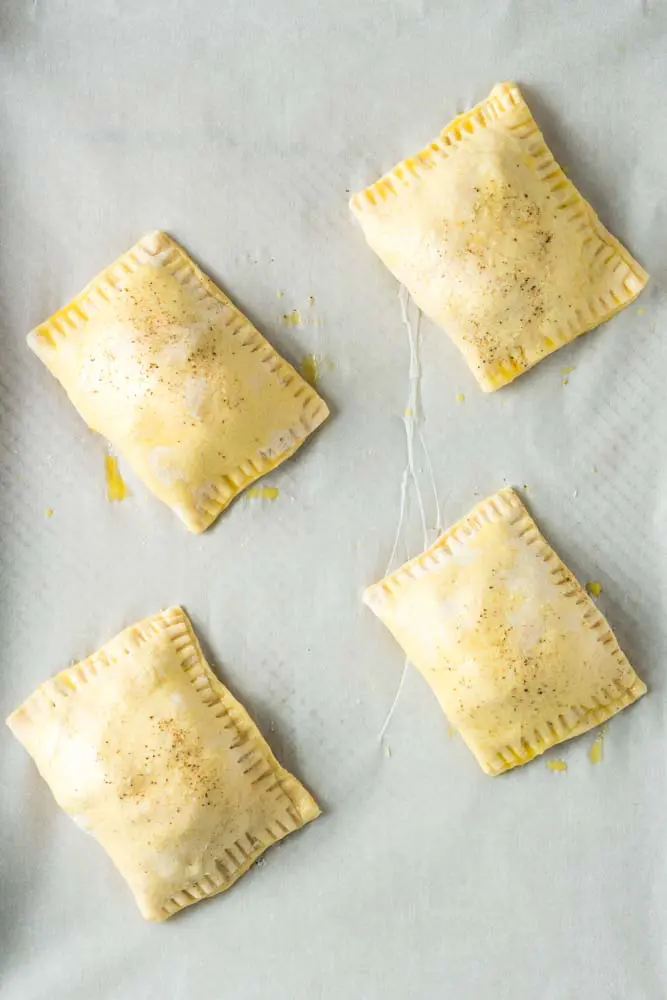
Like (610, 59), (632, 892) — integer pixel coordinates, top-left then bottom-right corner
(7, 607), (320, 920)
(365, 488), (646, 773)
(28, 232), (329, 531)
(351, 83), (648, 390)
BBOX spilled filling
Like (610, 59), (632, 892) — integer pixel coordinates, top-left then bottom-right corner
(247, 486), (279, 501)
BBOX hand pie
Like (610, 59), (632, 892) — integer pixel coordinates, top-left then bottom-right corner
(350, 82), (648, 391)
(6, 607), (320, 920)
(28, 231), (329, 531)
(364, 488), (646, 774)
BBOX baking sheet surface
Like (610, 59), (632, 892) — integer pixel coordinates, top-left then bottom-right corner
(1, 1), (667, 997)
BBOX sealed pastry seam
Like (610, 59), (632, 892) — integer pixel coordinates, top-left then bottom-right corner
(351, 82), (648, 390)
(28, 231), (329, 531)
(364, 488), (646, 774)
(7, 607), (320, 920)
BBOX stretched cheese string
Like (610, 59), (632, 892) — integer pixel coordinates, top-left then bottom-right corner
(378, 286), (443, 744)
(383, 289), (423, 574)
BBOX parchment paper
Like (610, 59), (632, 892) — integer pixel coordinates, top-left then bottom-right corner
(1, 1), (666, 997)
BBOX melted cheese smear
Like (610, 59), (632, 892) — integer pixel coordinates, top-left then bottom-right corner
(589, 729), (606, 764)
(281, 309), (302, 326)
(379, 286), (443, 744)
(247, 486), (279, 500)
(300, 355), (318, 386)
(105, 455), (128, 501)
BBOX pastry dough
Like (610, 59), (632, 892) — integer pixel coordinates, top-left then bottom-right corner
(351, 82), (648, 391)
(6, 607), (320, 920)
(28, 232), (329, 531)
(364, 488), (646, 774)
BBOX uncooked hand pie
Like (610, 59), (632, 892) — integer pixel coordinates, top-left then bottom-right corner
(6, 607), (320, 920)
(28, 231), (329, 531)
(351, 82), (648, 391)
(364, 488), (646, 774)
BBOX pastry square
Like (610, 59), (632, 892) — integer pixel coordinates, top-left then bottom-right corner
(6, 607), (320, 920)
(351, 82), (648, 391)
(364, 488), (646, 774)
(28, 232), (329, 531)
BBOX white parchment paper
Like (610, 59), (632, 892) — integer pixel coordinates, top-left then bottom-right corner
(1, 1), (666, 997)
